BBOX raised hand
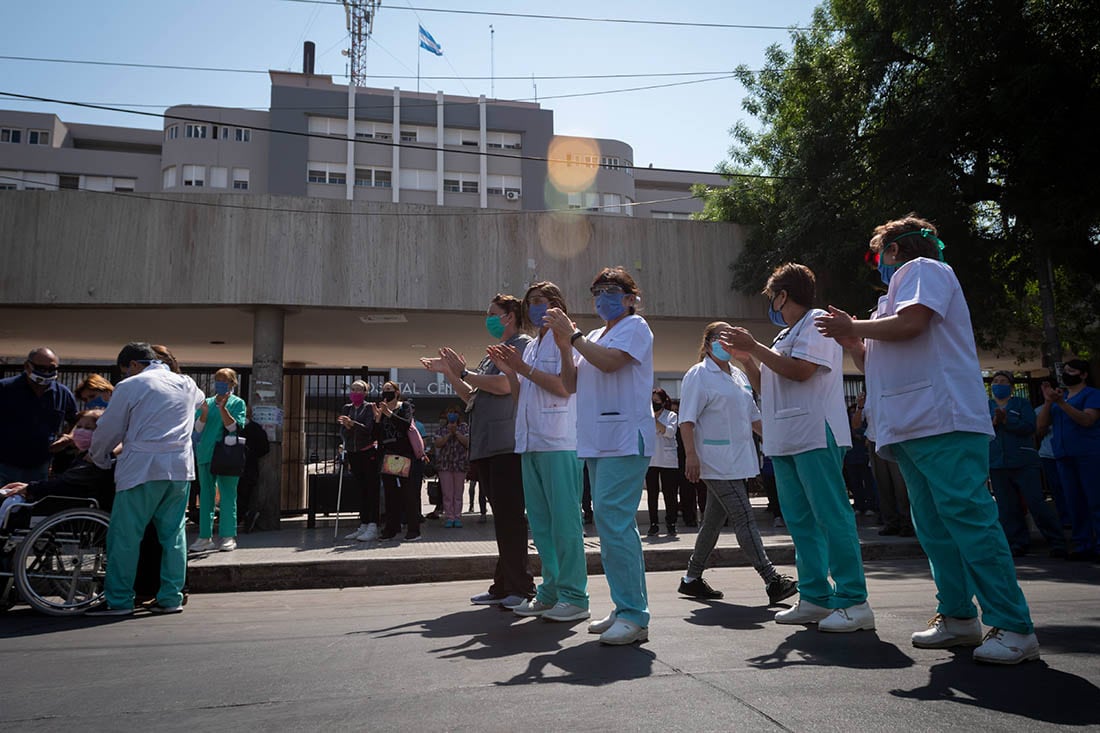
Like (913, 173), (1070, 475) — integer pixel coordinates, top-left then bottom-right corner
(814, 306), (856, 341)
(439, 347), (467, 376)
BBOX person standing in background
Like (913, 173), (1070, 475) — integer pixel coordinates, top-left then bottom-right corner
(646, 388), (681, 537)
(0, 347), (77, 484)
(190, 368), (247, 553)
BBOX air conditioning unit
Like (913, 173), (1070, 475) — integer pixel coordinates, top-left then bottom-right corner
(505, 190), (521, 201)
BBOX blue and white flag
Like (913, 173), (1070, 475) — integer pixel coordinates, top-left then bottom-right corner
(418, 25), (443, 56)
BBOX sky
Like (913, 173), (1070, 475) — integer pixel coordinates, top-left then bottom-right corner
(0, 0), (822, 173)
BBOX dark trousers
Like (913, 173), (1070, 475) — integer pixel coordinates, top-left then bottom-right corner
(843, 462), (879, 512)
(582, 464), (593, 520)
(475, 453), (534, 597)
(347, 450), (380, 525)
(381, 468), (420, 537)
(761, 472), (781, 519)
(676, 470), (698, 523)
(646, 466), (680, 527)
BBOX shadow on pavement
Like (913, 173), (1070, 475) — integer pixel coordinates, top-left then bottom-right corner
(497, 641), (656, 687)
(891, 649), (1100, 726)
(681, 601), (777, 631)
(747, 627), (915, 670)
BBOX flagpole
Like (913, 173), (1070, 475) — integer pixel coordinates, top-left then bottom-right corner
(417, 38), (420, 95)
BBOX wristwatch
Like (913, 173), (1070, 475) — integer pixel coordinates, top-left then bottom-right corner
(460, 368), (469, 379)
(570, 330), (584, 345)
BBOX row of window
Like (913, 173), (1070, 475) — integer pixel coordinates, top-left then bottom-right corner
(166, 124), (251, 142)
(305, 163), (522, 196)
(1, 128), (50, 146)
(306, 117), (522, 149)
(563, 153), (634, 175)
(0, 170), (135, 191)
(567, 191), (634, 215)
(163, 165), (250, 189)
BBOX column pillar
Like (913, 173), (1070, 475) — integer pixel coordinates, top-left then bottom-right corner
(251, 306), (285, 531)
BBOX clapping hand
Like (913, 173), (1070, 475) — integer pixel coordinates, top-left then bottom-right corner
(439, 347), (467, 377)
(814, 306), (857, 342)
(721, 327), (758, 354)
(544, 308), (577, 348)
(1041, 381), (1064, 404)
(486, 343), (524, 375)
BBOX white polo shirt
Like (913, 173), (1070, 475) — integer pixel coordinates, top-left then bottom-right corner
(864, 258), (994, 458)
(575, 314), (656, 459)
(650, 409), (679, 468)
(678, 358), (761, 480)
(760, 307), (852, 457)
(514, 332), (578, 453)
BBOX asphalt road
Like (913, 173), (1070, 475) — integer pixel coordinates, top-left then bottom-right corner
(3, 558), (1099, 732)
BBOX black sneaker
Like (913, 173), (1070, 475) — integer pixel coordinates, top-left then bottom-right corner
(405, 532), (422, 542)
(678, 576), (723, 599)
(647, 523), (660, 536)
(667, 524), (678, 537)
(766, 574), (799, 605)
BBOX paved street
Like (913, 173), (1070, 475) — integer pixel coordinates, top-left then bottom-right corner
(3, 558), (1099, 732)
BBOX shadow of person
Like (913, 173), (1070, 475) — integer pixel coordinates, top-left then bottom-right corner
(891, 650), (1100, 726)
(748, 627), (915, 670)
(497, 639), (656, 687)
(681, 601), (776, 631)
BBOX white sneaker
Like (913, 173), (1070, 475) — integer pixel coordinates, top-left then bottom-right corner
(911, 614), (983, 649)
(588, 610), (617, 634)
(188, 537), (216, 553)
(599, 618), (648, 645)
(774, 599), (832, 625)
(219, 537), (237, 552)
(356, 523), (379, 542)
(972, 628), (1040, 665)
(513, 598), (555, 617)
(345, 523), (369, 540)
(818, 602), (875, 632)
(543, 602), (591, 623)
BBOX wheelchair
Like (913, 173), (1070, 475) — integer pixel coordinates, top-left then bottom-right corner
(0, 495), (110, 615)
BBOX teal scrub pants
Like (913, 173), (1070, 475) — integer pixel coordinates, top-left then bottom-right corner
(893, 431), (1034, 634)
(522, 450), (589, 609)
(197, 462), (239, 539)
(105, 480), (189, 610)
(586, 442), (650, 627)
(772, 426), (868, 608)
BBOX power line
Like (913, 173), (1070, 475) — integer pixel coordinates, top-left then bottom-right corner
(0, 173), (705, 218)
(274, 1), (817, 31)
(1, 89), (790, 181)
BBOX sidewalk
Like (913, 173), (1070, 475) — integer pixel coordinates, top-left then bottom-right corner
(185, 497), (926, 593)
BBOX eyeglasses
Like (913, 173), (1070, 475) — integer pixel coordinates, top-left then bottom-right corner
(590, 285), (625, 297)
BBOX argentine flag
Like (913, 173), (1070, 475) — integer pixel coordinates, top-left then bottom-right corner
(418, 25), (443, 56)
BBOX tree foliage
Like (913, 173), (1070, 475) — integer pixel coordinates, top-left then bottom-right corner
(697, 0), (1100, 363)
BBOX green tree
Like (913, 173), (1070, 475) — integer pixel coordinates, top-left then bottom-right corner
(698, 0), (1100, 367)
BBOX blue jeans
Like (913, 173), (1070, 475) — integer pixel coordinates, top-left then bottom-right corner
(990, 465), (1066, 551)
(1057, 454), (1100, 555)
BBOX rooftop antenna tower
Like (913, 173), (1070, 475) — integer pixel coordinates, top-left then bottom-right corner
(340, 0), (381, 200)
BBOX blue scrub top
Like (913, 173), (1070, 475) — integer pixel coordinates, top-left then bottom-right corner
(1051, 386), (1100, 458)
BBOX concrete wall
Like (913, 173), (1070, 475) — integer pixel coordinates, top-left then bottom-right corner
(0, 191), (758, 320)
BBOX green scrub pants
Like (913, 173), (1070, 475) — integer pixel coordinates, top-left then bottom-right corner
(586, 441), (650, 627)
(771, 426), (868, 608)
(197, 462), (239, 539)
(105, 480), (189, 610)
(522, 450), (589, 609)
(893, 431), (1034, 634)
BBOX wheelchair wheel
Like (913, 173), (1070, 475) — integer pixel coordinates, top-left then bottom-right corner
(14, 508), (110, 615)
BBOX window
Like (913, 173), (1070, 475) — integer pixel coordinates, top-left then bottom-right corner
(399, 169), (436, 191)
(602, 193), (622, 214)
(400, 129), (417, 143)
(232, 168), (249, 190)
(354, 168), (392, 188)
(0, 128), (21, 144)
(354, 120), (393, 140)
(0, 184), (15, 190)
(585, 192), (599, 210)
(461, 180), (478, 193)
(328, 170), (346, 185)
(374, 170), (392, 188)
(309, 117), (346, 137)
(182, 165), (205, 187)
(460, 131), (479, 147)
(567, 192), (582, 209)
(209, 167), (228, 188)
(444, 129), (480, 147)
(59, 175), (80, 190)
(166, 125), (179, 140)
(163, 166), (177, 188)
(28, 130), (49, 146)
(308, 168), (327, 184)
(185, 124), (208, 139)
(487, 174), (522, 197)
(443, 178), (460, 193)
(218, 126), (229, 140)
(84, 176), (113, 192)
(652, 211), (692, 220)
(114, 179), (135, 192)
(307, 162), (347, 185)
(235, 128), (251, 142)
(486, 131), (521, 150)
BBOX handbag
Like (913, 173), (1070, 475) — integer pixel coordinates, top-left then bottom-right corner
(381, 453), (412, 478)
(426, 479), (442, 505)
(211, 433), (247, 477)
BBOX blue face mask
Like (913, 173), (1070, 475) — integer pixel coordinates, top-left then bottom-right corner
(485, 315), (505, 340)
(595, 293), (627, 322)
(768, 294), (787, 328)
(527, 302), (549, 328)
(213, 381), (231, 396)
(711, 341), (731, 361)
(85, 396), (109, 409)
(991, 384), (1012, 400)
(879, 262), (900, 286)
(447, 412), (458, 423)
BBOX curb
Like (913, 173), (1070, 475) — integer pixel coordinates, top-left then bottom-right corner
(187, 539), (926, 593)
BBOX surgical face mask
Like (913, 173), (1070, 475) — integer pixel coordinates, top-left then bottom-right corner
(72, 427), (95, 452)
(85, 395), (109, 409)
(711, 341), (732, 361)
(527, 302), (549, 328)
(213, 381), (231, 396)
(990, 384), (1012, 400)
(26, 364), (58, 385)
(447, 412), (458, 423)
(1062, 371), (1083, 387)
(879, 262), (900, 286)
(349, 392), (366, 406)
(595, 293), (627, 322)
(485, 314), (506, 340)
(768, 295), (787, 328)
(381, 391), (397, 402)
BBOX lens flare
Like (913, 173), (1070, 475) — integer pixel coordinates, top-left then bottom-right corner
(537, 210), (592, 261)
(546, 136), (600, 194)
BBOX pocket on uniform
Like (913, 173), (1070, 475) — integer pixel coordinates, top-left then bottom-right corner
(880, 380), (938, 436)
(774, 407), (809, 421)
(595, 416), (629, 452)
(539, 408), (571, 440)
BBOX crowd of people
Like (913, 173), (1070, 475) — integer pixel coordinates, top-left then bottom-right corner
(1, 214), (1096, 663)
